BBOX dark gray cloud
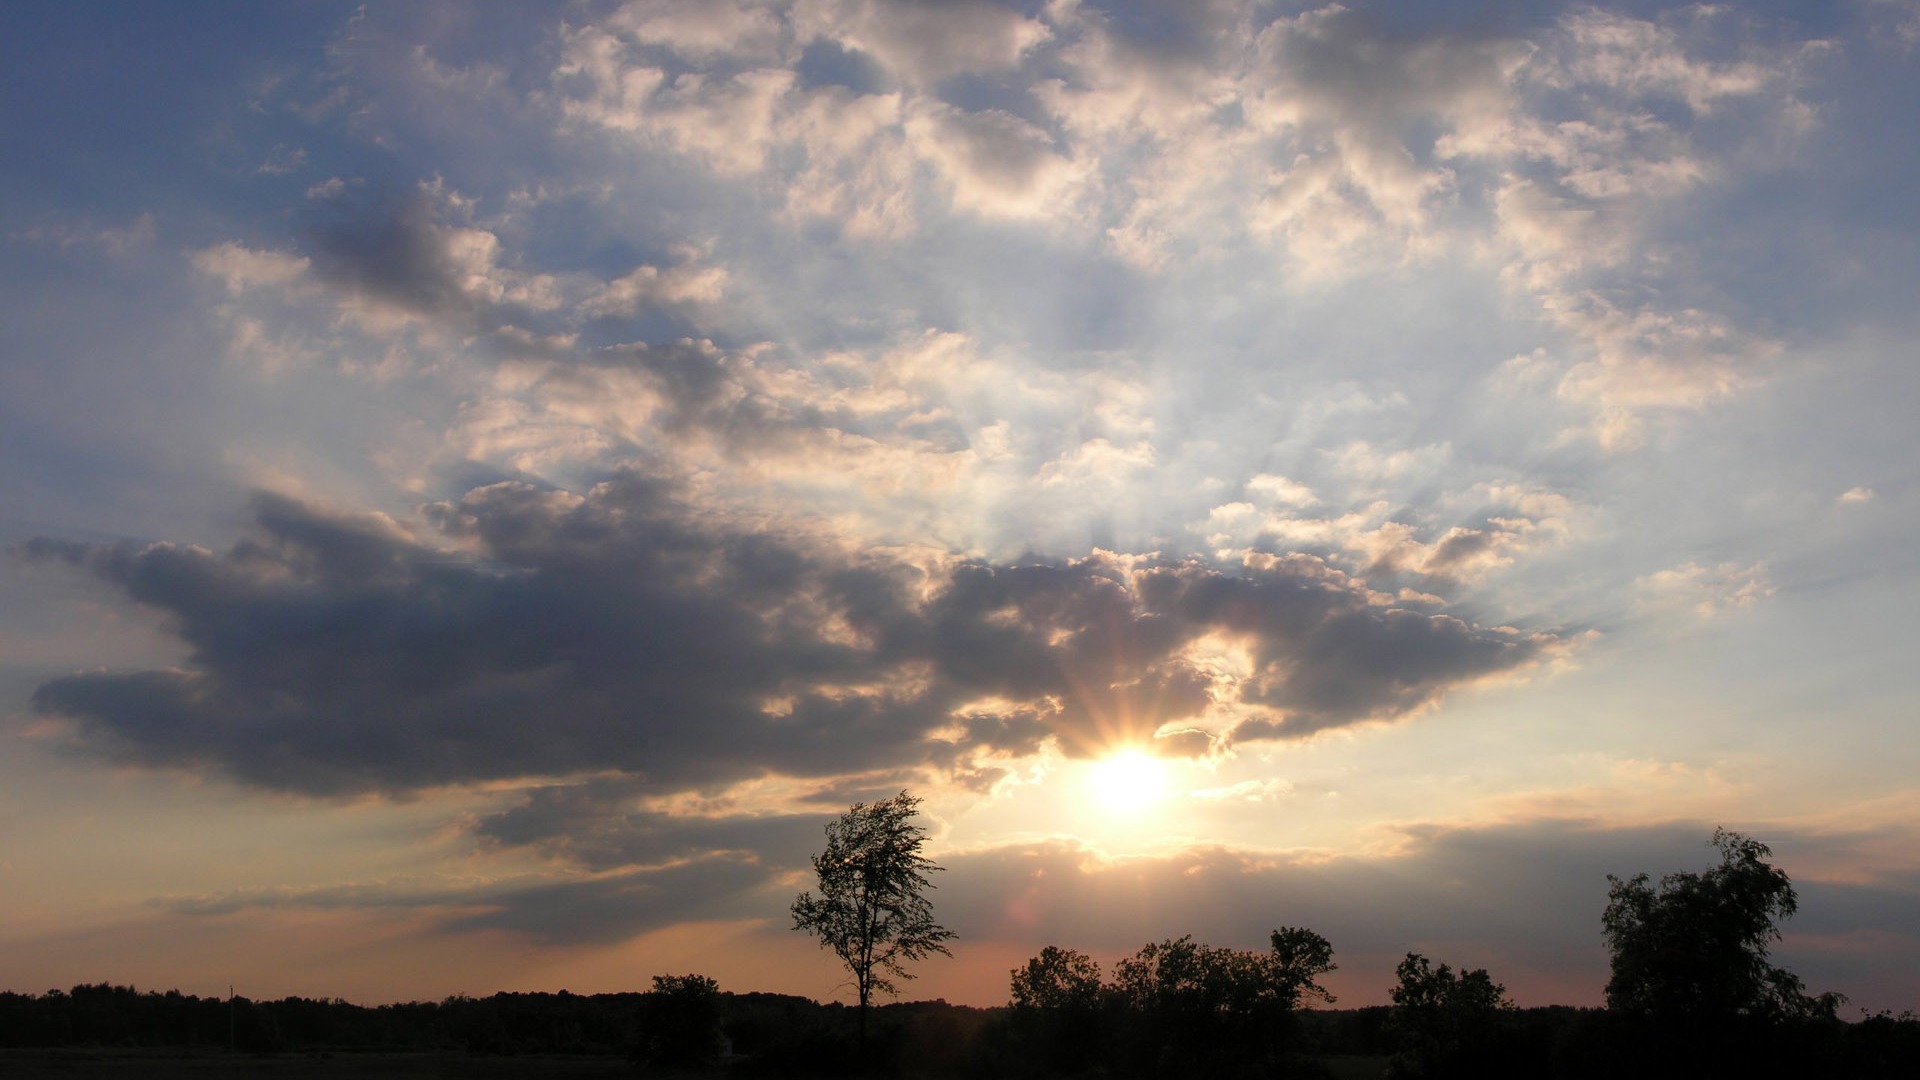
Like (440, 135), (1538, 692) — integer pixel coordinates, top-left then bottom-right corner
(298, 188), (714, 365)
(306, 192), (480, 320)
(1137, 558), (1545, 736)
(475, 777), (832, 873)
(150, 853), (777, 947)
(440, 856), (776, 945)
(538, 339), (882, 459)
(25, 482), (931, 794)
(25, 479), (1551, 796)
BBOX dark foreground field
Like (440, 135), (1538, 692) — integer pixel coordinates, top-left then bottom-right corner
(0, 1049), (637, 1079)
(0, 1049), (1399, 1079)
(10, 985), (1918, 1078)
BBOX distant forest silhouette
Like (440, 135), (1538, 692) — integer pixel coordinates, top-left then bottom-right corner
(6, 830), (1919, 1077)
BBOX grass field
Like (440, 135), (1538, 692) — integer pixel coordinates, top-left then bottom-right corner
(1319, 1056), (1391, 1080)
(0, 1048), (1394, 1079)
(0, 1049), (637, 1079)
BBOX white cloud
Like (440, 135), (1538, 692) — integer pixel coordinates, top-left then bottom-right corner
(305, 177), (355, 199)
(1457, 7), (1816, 443)
(556, 27), (798, 177)
(1033, 436), (1155, 490)
(13, 213), (157, 258)
(1198, 476), (1576, 588)
(1246, 474), (1317, 508)
(608, 0), (789, 64)
(792, 0), (1051, 86)
(190, 242), (312, 293)
(780, 88), (917, 237)
(255, 143), (309, 175)
(1640, 560), (1775, 618)
(561, 15), (1072, 232)
(1030, 14), (1238, 266)
(1244, 5), (1520, 265)
(1548, 7), (1773, 114)
(580, 254), (730, 317)
(637, 66), (798, 175)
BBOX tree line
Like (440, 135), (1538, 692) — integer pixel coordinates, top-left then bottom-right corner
(778, 794), (1919, 1077)
(5, 796), (1919, 1076)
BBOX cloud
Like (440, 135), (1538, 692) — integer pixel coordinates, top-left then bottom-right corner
(777, 85), (917, 236)
(29, 7), (1825, 809)
(904, 102), (1079, 218)
(1546, 7), (1774, 114)
(1033, 437), (1154, 489)
(255, 143), (309, 175)
(453, 337), (885, 479)
(304, 185), (568, 326)
(1639, 560), (1774, 618)
(441, 857), (777, 944)
(474, 777), (832, 872)
(12, 213), (158, 259)
(305, 176), (359, 200)
(24, 481), (1553, 797)
(1247, 475), (1317, 508)
(609, 0), (790, 65)
(935, 818), (1920, 1006)
(554, 8), (1065, 235)
(1242, 5), (1521, 267)
(190, 181), (740, 386)
(1866, 0), (1920, 52)
(150, 854), (778, 946)
(1199, 478), (1577, 590)
(578, 253), (730, 317)
(1460, 7), (1821, 444)
(793, 0), (1052, 87)
(191, 241), (312, 294)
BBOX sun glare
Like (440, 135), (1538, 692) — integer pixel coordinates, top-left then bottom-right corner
(1085, 749), (1168, 816)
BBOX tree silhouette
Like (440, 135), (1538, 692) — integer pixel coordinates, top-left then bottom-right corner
(1009, 946), (1105, 1072)
(791, 790), (955, 1052)
(1602, 828), (1840, 1021)
(1010, 945), (1103, 1012)
(633, 974), (724, 1068)
(1266, 925), (1339, 1011)
(1105, 928), (1336, 1074)
(1387, 952), (1513, 1078)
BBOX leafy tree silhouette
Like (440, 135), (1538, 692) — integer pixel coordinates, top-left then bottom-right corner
(1602, 828), (1841, 1022)
(632, 974), (724, 1069)
(1008, 946), (1105, 1073)
(1011, 945), (1103, 1012)
(1386, 952), (1514, 1078)
(791, 790), (954, 1055)
(1105, 928), (1336, 1076)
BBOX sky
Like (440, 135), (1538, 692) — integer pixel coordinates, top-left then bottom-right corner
(3, 0), (1919, 1013)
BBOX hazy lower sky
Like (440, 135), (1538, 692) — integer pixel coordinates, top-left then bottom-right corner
(5, 0), (1919, 1012)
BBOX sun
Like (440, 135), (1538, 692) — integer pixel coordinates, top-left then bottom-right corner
(1084, 749), (1168, 816)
